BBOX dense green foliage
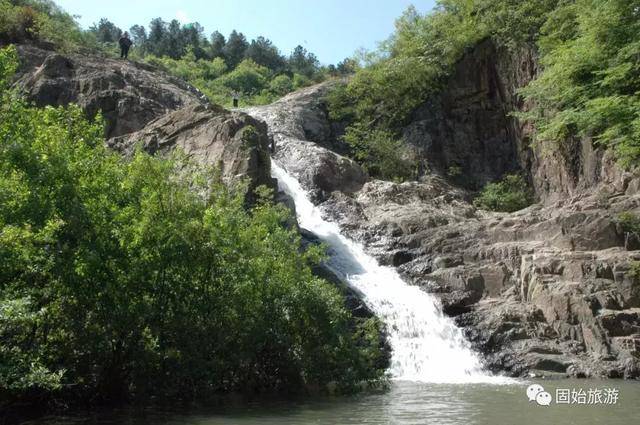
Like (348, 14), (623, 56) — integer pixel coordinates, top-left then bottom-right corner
(342, 124), (416, 181)
(0, 0), (94, 51)
(145, 53), (313, 107)
(519, 0), (640, 167)
(473, 174), (533, 212)
(0, 46), (386, 409)
(328, 0), (640, 181)
(616, 211), (640, 238)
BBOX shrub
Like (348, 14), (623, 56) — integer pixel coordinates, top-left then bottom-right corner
(343, 123), (416, 182)
(0, 0), (85, 51)
(215, 58), (269, 95)
(268, 74), (294, 96)
(473, 174), (533, 212)
(616, 211), (640, 237)
(629, 261), (640, 281)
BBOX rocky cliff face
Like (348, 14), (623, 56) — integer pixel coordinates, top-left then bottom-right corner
(405, 38), (637, 202)
(245, 40), (640, 379)
(403, 39), (534, 191)
(108, 104), (273, 194)
(12, 44), (272, 192)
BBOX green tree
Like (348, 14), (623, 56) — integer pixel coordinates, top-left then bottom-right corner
(182, 22), (207, 59)
(89, 17), (121, 43)
(165, 19), (184, 58)
(147, 17), (167, 56)
(209, 30), (226, 59)
(289, 45), (319, 78)
(129, 24), (147, 53)
(337, 57), (359, 75)
(245, 36), (286, 71)
(223, 30), (248, 68)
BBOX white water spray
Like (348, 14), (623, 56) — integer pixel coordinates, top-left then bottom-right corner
(273, 162), (507, 384)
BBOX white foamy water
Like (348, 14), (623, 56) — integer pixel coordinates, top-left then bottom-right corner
(272, 162), (509, 384)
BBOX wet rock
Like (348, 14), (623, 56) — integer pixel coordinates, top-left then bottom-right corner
(244, 84), (367, 200)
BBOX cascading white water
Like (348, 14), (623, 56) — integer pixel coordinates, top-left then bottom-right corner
(272, 161), (508, 384)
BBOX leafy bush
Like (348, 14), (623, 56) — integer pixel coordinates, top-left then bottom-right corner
(0, 45), (386, 409)
(0, 0), (87, 51)
(629, 261), (640, 281)
(616, 211), (640, 237)
(215, 58), (269, 94)
(268, 74), (294, 96)
(473, 174), (533, 212)
(146, 50), (227, 81)
(343, 123), (416, 182)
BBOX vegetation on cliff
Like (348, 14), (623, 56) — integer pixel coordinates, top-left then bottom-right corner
(0, 45), (386, 411)
(473, 174), (533, 213)
(328, 0), (639, 189)
(519, 0), (640, 168)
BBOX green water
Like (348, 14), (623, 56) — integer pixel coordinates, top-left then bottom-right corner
(23, 380), (640, 425)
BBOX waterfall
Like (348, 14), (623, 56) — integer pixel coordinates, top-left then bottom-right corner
(272, 162), (507, 384)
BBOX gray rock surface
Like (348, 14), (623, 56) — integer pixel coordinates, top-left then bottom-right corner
(108, 104), (273, 194)
(404, 39), (638, 204)
(13, 44), (273, 195)
(14, 44), (207, 139)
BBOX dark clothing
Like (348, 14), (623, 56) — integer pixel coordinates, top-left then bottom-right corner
(233, 98), (239, 107)
(119, 36), (132, 59)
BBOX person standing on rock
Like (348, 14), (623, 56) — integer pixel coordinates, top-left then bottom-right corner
(119, 32), (132, 59)
(232, 91), (240, 108)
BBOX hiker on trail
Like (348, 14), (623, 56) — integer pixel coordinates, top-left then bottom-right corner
(119, 32), (132, 59)
(232, 91), (240, 108)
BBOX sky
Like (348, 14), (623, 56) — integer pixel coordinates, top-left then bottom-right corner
(53, 0), (437, 64)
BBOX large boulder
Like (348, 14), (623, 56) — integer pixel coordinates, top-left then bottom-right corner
(14, 44), (206, 139)
(108, 104), (273, 195)
(11, 44), (273, 198)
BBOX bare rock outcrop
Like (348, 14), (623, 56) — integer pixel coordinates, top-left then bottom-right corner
(108, 104), (273, 194)
(243, 83), (366, 202)
(14, 44), (207, 139)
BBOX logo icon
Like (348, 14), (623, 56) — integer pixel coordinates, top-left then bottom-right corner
(527, 384), (552, 406)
